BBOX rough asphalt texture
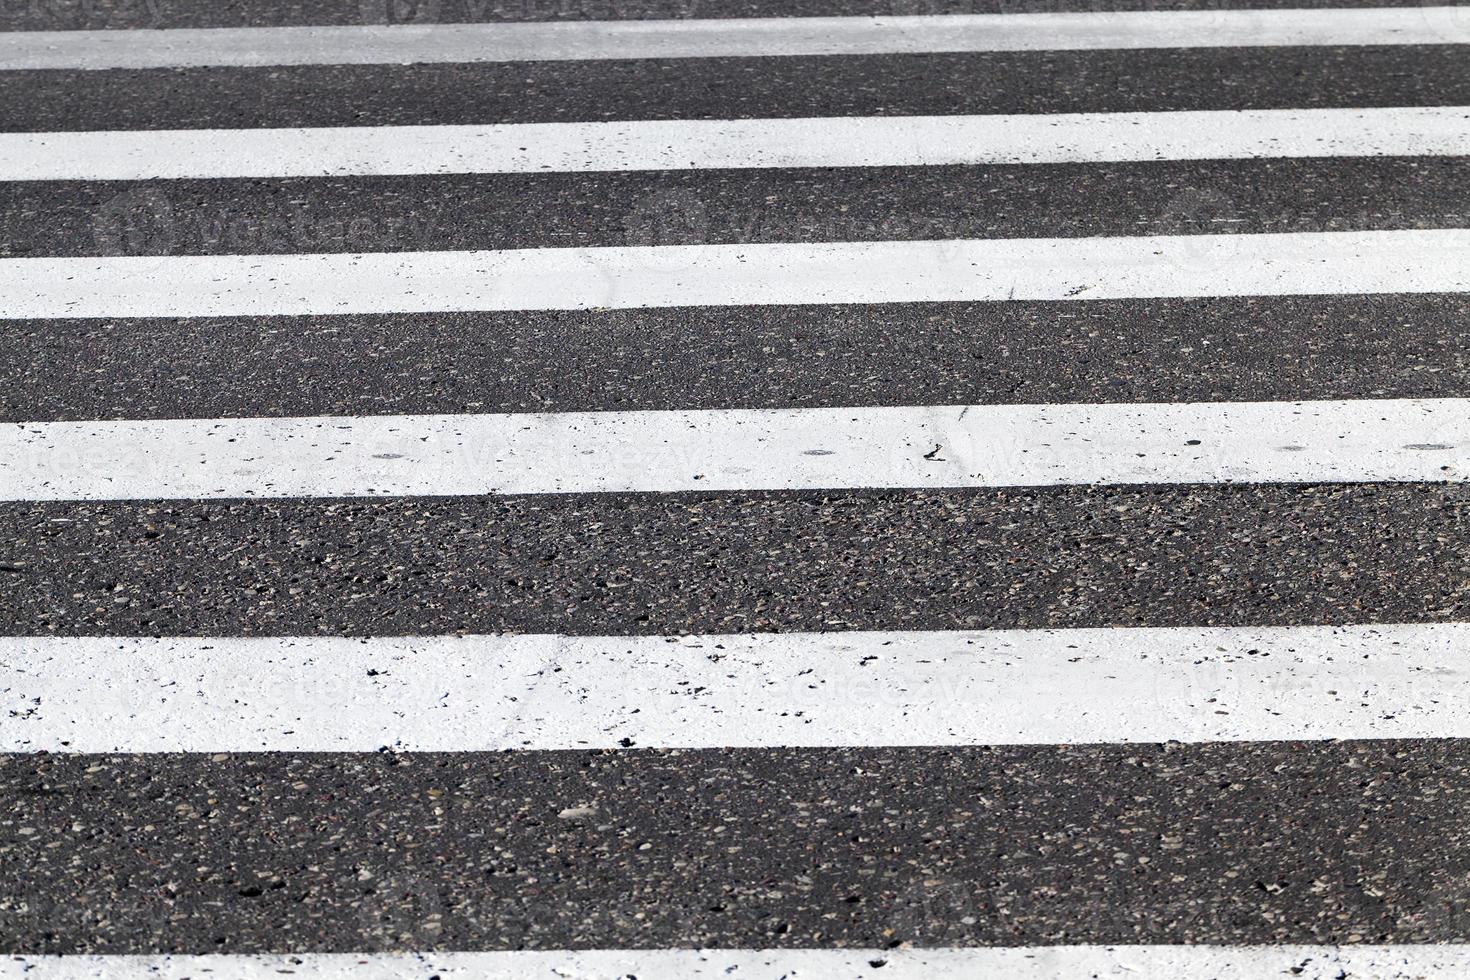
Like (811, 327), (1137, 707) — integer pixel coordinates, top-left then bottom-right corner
(4, 158), (1467, 258)
(4, 741), (1470, 952)
(3, 485), (1466, 637)
(3, 48), (1466, 131)
(4, 296), (1468, 421)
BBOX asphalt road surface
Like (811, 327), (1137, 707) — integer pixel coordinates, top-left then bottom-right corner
(1, 1), (1469, 977)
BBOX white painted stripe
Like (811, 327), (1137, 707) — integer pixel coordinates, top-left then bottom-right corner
(2, 107), (1465, 181)
(4, 945), (1470, 979)
(4, 7), (1467, 70)
(3, 398), (1464, 501)
(3, 624), (1468, 753)
(4, 230), (1468, 319)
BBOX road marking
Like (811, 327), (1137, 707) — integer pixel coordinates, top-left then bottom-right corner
(3, 230), (1467, 319)
(4, 7), (1466, 70)
(4, 945), (1470, 978)
(2, 107), (1466, 180)
(1, 398), (1463, 501)
(3, 624), (1467, 752)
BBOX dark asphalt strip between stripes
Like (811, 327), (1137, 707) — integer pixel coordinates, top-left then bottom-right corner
(2, 483), (1465, 637)
(0, 0), (1446, 32)
(0, 46), (1463, 131)
(4, 296), (1466, 422)
(4, 158), (1467, 257)
(3, 740), (1470, 952)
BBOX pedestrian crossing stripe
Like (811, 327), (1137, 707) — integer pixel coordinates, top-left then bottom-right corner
(3, 229), (1467, 319)
(5, 944), (1470, 978)
(3, 107), (1467, 181)
(3, 397), (1465, 501)
(4, 623), (1467, 752)
(3, 6), (1467, 71)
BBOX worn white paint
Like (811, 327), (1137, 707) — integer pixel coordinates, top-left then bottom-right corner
(4, 397), (1465, 501)
(3, 230), (1468, 319)
(4, 7), (1467, 70)
(3, 945), (1469, 978)
(3, 107), (1467, 181)
(3, 623), (1467, 752)
(1, 398), (1465, 501)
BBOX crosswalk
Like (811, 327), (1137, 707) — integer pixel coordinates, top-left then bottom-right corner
(0, 0), (1468, 977)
